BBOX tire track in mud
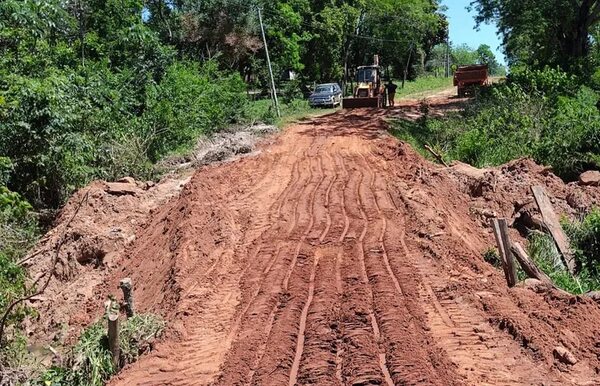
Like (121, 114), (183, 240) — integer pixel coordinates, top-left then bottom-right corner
(214, 141), (318, 386)
(334, 153), (393, 386)
(294, 146), (347, 386)
(365, 149), (567, 385)
(215, 132), (330, 386)
(356, 151), (458, 385)
(252, 148), (327, 386)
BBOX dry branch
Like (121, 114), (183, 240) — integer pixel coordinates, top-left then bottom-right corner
(424, 144), (449, 167)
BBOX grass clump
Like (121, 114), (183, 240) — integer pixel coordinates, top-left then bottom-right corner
(39, 313), (165, 386)
(394, 76), (454, 100)
(526, 229), (600, 294)
(563, 208), (600, 280)
(483, 247), (502, 268)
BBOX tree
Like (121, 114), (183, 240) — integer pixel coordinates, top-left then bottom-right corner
(470, 0), (600, 72)
(476, 44), (504, 75)
(451, 43), (478, 67)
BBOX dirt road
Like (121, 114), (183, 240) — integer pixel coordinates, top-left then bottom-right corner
(106, 102), (600, 385)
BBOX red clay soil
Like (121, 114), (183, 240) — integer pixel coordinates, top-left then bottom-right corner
(28, 96), (600, 385)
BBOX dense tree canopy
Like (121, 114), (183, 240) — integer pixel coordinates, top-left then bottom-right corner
(0, 0), (449, 209)
(470, 0), (600, 74)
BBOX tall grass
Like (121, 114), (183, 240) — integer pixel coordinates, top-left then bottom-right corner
(394, 76), (454, 99)
(38, 313), (165, 386)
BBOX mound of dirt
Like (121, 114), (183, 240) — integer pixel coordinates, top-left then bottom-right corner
(22, 124), (278, 349)
(385, 142), (600, 381)
(21, 176), (191, 345)
(448, 158), (600, 233)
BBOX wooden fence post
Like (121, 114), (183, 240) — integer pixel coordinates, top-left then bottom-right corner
(491, 218), (518, 287)
(119, 278), (135, 318)
(107, 310), (120, 368)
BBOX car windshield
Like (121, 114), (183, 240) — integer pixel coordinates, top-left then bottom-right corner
(315, 85), (334, 93)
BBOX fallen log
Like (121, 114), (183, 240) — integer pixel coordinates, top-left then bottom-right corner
(510, 242), (553, 286)
(531, 186), (576, 274)
(511, 242), (570, 296)
(424, 144), (449, 167)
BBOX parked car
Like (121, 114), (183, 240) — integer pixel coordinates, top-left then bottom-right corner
(309, 83), (342, 108)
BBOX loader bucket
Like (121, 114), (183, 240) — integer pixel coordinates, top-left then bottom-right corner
(342, 97), (382, 109)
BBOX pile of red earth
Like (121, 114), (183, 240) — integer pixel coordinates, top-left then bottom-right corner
(19, 109), (600, 385)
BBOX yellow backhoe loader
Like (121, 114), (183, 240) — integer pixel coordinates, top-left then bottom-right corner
(343, 55), (384, 109)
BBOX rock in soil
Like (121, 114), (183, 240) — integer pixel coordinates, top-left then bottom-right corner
(579, 170), (600, 186)
(553, 346), (578, 365)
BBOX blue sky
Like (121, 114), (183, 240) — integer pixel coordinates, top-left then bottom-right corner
(442, 0), (506, 64)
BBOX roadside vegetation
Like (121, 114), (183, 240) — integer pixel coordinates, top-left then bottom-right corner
(37, 313), (165, 386)
(392, 67), (600, 181)
(394, 76), (453, 99)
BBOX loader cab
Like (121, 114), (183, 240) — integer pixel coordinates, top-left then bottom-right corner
(355, 65), (381, 98)
(356, 66), (379, 84)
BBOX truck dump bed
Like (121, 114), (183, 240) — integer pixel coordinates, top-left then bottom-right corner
(453, 64), (488, 97)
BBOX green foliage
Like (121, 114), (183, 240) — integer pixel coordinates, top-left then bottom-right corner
(392, 68), (600, 180)
(471, 0), (600, 75)
(119, 314), (166, 364)
(483, 247), (501, 268)
(0, 184), (38, 369)
(141, 61), (247, 160)
(527, 231), (600, 294)
(281, 80), (303, 105)
(427, 43), (505, 77)
(563, 208), (600, 277)
(39, 313), (165, 386)
(507, 67), (578, 99)
(451, 43), (479, 67)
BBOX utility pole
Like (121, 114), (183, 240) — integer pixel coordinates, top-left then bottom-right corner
(258, 7), (281, 118)
(445, 34), (450, 78)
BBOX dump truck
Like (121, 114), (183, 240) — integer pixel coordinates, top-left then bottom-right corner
(453, 64), (488, 97)
(343, 55), (384, 108)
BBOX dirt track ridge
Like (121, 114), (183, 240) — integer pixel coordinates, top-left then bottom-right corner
(106, 103), (600, 386)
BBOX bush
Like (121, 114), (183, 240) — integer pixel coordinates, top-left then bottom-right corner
(0, 61), (249, 209)
(391, 68), (600, 180)
(140, 61), (247, 160)
(563, 208), (600, 276)
(39, 312), (165, 386)
(507, 66), (579, 100)
(0, 183), (38, 369)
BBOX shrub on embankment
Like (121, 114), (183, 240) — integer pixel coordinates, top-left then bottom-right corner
(37, 313), (165, 386)
(391, 67), (600, 182)
(0, 61), (247, 209)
